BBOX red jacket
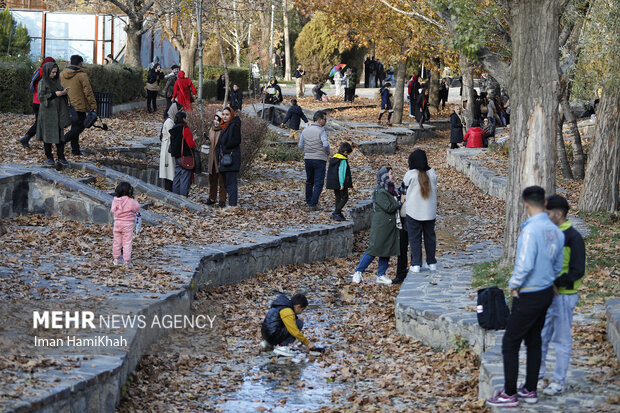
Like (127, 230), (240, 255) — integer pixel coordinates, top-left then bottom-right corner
(463, 127), (484, 148)
(172, 71), (197, 110)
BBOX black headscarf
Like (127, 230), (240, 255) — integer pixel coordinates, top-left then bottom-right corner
(40, 62), (63, 92)
(408, 149), (430, 171)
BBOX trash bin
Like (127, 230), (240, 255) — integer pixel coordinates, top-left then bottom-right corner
(94, 91), (114, 118)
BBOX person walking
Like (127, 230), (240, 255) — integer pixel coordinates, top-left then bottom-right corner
(402, 149), (438, 273)
(60, 54), (97, 156)
(216, 107), (242, 207)
(37, 62), (70, 167)
(450, 106), (464, 149)
(325, 142), (353, 221)
(230, 84), (243, 112)
(172, 71), (197, 110)
(162, 65), (179, 120)
(281, 98), (309, 140)
(207, 111), (227, 207)
(378, 83), (394, 126)
(539, 195), (586, 396)
(415, 88), (430, 128)
(486, 186), (564, 408)
(351, 166), (401, 285)
(299, 110), (330, 211)
(146, 63), (164, 113)
(438, 78), (448, 110)
(160, 102), (182, 191)
(294, 64), (305, 98)
(20, 56), (56, 149)
(168, 111), (196, 196)
(409, 75), (421, 120)
(111, 182), (140, 266)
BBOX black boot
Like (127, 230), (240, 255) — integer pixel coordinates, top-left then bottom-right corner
(19, 135), (31, 148)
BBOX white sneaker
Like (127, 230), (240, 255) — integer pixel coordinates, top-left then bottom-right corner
(273, 345), (296, 357)
(260, 340), (273, 351)
(376, 275), (392, 285)
(542, 381), (564, 396)
(410, 265), (420, 273)
(352, 271), (363, 283)
(428, 263), (437, 271)
(113, 259), (121, 266)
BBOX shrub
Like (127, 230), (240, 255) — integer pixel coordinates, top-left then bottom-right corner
(185, 106), (268, 176)
(0, 9), (31, 57)
(0, 57), (35, 113)
(83, 63), (144, 104)
(260, 143), (304, 162)
(194, 65), (251, 92)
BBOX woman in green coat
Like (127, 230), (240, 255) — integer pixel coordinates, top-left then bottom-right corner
(37, 61), (70, 167)
(351, 166), (401, 285)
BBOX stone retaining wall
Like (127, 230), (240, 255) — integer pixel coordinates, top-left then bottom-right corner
(606, 298), (620, 362)
(446, 149), (507, 200)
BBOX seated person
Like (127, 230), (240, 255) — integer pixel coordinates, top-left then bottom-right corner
(312, 83), (327, 101)
(261, 293), (315, 357)
(463, 120), (485, 148)
(481, 117), (496, 147)
(264, 77), (283, 104)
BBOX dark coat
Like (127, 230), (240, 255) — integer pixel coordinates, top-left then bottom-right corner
(230, 89), (243, 111)
(216, 77), (225, 101)
(380, 88), (392, 109)
(415, 93), (430, 123)
(326, 154), (352, 190)
(261, 294), (295, 344)
(37, 63), (70, 144)
(168, 124), (193, 157)
(450, 112), (464, 143)
(366, 185), (400, 257)
(216, 116), (242, 172)
(282, 105), (308, 130)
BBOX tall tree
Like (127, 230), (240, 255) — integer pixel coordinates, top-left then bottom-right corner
(282, 0), (292, 80)
(158, 0), (200, 78)
(104, 0), (156, 68)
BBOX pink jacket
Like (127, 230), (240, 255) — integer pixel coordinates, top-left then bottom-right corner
(111, 196), (140, 225)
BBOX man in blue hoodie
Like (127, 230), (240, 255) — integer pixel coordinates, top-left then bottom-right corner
(487, 186), (564, 408)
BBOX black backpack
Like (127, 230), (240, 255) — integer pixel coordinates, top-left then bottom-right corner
(477, 286), (510, 330)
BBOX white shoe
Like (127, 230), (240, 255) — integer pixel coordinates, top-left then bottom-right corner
(429, 263), (437, 271)
(260, 340), (273, 351)
(273, 345), (296, 357)
(410, 265), (420, 273)
(542, 381), (564, 396)
(376, 275), (392, 285)
(113, 259), (121, 266)
(352, 271), (363, 283)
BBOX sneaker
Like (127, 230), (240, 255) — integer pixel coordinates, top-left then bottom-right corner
(410, 265), (420, 273)
(19, 136), (31, 148)
(542, 381), (563, 396)
(391, 276), (405, 284)
(352, 271), (363, 284)
(331, 212), (345, 221)
(260, 340), (273, 351)
(517, 385), (538, 404)
(376, 275), (392, 285)
(423, 262), (437, 271)
(218, 202), (226, 208)
(45, 158), (56, 166)
(57, 159), (69, 167)
(113, 259), (121, 266)
(273, 345), (296, 357)
(486, 389), (519, 407)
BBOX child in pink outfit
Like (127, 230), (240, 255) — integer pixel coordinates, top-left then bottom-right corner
(111, 182), (140, 265)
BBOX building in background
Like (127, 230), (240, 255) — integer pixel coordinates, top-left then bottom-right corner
(7, 0), (179, 68)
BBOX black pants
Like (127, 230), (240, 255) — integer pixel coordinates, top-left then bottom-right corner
(502, 286), (554, 396)
(439, 92), (447, 109)
(450, 142), (459, 149)
(25, 103), (40, 140)
(344, 88), (354, 102)
(63, 111), (86, 155)
(147, 90), (158, 112)
(406, 216), (436, 266)
(162, 178), (173, 192)
(44, 142), (66, 161)
(262, 319), (304, 346)
(395, 227), (409, 279)
(334, 188), (349, 214)
(222, 171), (239, 206)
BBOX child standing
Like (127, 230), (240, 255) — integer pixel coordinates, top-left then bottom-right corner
(326, 142), (353, 221)
(111, 182), (140, 265)
(378, 83), (393, 126)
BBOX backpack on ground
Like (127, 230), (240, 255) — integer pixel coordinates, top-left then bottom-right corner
(476, 286), (510, 330)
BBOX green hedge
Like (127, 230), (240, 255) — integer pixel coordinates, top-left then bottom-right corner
(0, 57), (144, 114)
(194, 65), (250, 92)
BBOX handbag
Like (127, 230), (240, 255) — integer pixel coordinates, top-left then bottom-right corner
(179, 131), (195, 170)
(83, 110), (98, 128)
(220, 152), (233, 168)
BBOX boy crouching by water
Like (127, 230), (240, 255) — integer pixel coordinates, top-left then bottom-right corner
(261, 293), (316, 357)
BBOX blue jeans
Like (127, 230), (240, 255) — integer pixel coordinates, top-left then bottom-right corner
(355, 252), (389, 277)
(304, 159), (326, 206)
(540, 293), (578, 384)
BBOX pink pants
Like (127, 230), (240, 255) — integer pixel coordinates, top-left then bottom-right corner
(113, 222), (134, 262)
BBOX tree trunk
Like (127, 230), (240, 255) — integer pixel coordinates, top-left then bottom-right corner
(428, 57), (440, 114)
(283, 0), (292, 81)
(459, 53), (474, 128)
(392, 57), (407, 125)
(216, 14), (230, 108)
(179, 48), (196, 81)
(500, 0), (562, 267)
(579, 92), (620, 212)
(560, 97), (585, 179)
(124, 24), (143, 68)
(556, 115), (574, 179)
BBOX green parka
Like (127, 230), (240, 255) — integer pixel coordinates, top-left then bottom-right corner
(37, 62), (70, 145)
(366, 185), (400, 257)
